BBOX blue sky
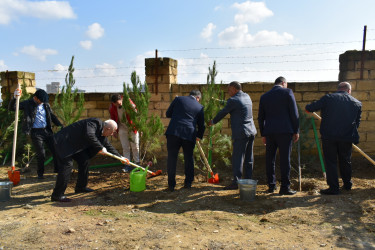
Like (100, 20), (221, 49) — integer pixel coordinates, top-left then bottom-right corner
(0, 0), (374, 92)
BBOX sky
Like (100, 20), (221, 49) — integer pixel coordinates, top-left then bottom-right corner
(0, 0), (374, 93)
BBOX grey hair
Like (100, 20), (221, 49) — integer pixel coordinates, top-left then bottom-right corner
(338, 82), (351, 91)
(229, 81), (241, 90)
(189, 89), (202, 99)
(104, 119), (118, 131)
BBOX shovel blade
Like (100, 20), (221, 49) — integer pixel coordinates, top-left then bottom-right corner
(208, 173), (219, 184)
(8, 170), (20, 186)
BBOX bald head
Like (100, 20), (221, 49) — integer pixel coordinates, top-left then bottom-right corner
(102, 119), (118, 136)
(338, 82), (351, 94)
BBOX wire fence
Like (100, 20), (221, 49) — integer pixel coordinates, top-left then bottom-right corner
(25, 38), (375, 92)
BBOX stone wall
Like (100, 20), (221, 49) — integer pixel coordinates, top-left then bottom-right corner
(1, 50), (374, 157)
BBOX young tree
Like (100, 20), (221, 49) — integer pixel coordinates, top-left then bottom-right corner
(121, 71), (164, 164)
(197, 61), (232, 171)
(53, 56), (85, 126)
(0, 77), (32, 166)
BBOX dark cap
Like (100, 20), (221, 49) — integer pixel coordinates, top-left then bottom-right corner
(34, 89), (49, 103)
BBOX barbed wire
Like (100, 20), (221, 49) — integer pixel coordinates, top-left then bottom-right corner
(159, 40), (374, 52)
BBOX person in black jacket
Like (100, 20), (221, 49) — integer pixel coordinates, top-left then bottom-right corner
(258, 76), (299, 195)
(306, 82), (362, 195)
(165, 90), (205, 191)
(51, 118), (126, 202)
(10, 88), (63, 179)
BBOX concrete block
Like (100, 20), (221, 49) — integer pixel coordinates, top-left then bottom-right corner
(356, 80), (375, 91)
(318, 81), (338, 91)
(149, 94), (162, 102)
(361, 101), (375, 111)
(154, 101), (171, 110)
(88, 109), (104, 118)
(160, 118), (170, 127)
(96, 101), (110, 109)
(157, 83), (171, 93)
(25, 87), (36, 94)
(242, 83), (264, 92)
(303, 92), (325, 101)
(170, 84), (180, 93)
(83, 101), (97, 109)
(148, 109), (162, 117)
(294, 92), (303, 102)
(367, 111), (375, 121)
(249, 92), (263, 102)
(295, 82), (319, 92)
(351, 91), (369, 101)
(87, 93), (105, 101)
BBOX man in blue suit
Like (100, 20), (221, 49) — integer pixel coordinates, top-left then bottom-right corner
(258, 76), (299, 195)
(306, 82), (361, 195)
(209, 81), (257, 190)
(165, 90), (205, 191)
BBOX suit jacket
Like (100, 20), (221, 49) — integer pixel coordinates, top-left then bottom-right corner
(305, 91), (362, 143)
(213, 90), (257, 139)
(165, 95), (205, 141)
(54, 118), (120, 159)
(258, 85), (299, 136)
(9, 98), (62, 135)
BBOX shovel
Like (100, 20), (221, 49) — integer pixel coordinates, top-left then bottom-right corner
(8, 84), (21, 186)
(196, 141), (219, 183)
(310, 111), (375, 166)
(102, 151), (162, 178)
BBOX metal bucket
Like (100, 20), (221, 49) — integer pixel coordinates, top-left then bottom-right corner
(237, 179), (257, 201)
(0, 181), (13, 202)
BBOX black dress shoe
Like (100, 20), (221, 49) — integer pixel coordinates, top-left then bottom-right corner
(223, 183), (238, 190)
(267, 186), (277, 193)
(75, 187), (95, 193)
(51, 195), (72, 202)
(320, 188), (339, 195)
(163, 186), (175, 192)
(279, 188), (297, 195)
(183, 184), (192, 189)
(37, 175), (45, 180)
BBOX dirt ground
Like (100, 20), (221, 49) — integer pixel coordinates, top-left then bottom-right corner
(0, 154), (375, 250)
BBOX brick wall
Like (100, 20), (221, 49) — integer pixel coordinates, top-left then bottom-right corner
(1, 50), (374, 157)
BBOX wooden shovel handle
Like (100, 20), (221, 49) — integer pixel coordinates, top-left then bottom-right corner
(196, 141), (214, 173)
(11, 84), (21, 169)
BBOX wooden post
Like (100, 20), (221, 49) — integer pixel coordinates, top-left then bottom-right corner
(360, 25), (367, 80)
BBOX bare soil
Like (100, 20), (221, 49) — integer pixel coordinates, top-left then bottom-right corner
(0, 155), (375, 249)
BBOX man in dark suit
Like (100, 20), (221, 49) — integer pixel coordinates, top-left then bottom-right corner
(165, 90), (205, 191)
(10, 88), (63, 179)
(258, 76), (299, 195)
(209, 81), (257, 190)
(51, 118), (126, 202)
(306, 82), (362, 195)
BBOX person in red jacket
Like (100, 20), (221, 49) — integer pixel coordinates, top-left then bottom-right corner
(109, 94), (140, 172)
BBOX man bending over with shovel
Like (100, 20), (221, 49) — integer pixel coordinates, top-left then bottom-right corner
(51, 118), (128, 202)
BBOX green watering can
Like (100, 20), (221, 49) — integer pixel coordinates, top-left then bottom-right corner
(130, 166), (148, 192)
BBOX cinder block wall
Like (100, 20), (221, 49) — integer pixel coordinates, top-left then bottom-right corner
(1, 50), (374, 157)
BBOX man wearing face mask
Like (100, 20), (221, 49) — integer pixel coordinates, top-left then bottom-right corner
(51, 118), (127, 202)
(9, 88), (63, 179)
